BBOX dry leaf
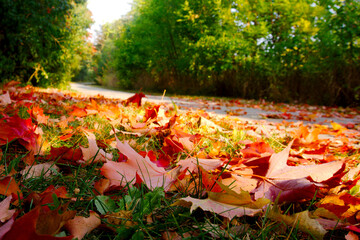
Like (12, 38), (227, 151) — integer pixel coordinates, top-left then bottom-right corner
(0, 196), (15, 223)
(64, 211), (101, 240)
(20, 162), (59, 179)
(0, 92), (11, 106)
(80, 130), (113, 164)
(268, 208), (327, 239)
(178, 196), (263, 220)
(177, 158), (223, 174)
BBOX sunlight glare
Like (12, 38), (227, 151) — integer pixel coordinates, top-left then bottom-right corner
(87, 0), (133, 41)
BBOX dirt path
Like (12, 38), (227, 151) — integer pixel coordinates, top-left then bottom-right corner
(70, 82), (360, 126)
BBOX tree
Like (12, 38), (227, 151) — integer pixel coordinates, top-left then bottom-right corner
(0, 0), (93, 87)
(94, 0), (359, 106)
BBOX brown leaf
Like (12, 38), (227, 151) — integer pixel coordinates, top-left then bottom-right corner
(36, 203), (76, 235)
(0, 177), (22, 198)
(20, 162), (59, 179)
(267, 208), (327, 240)
(64, 211), (101, 240)
(2, 206), (73, 240)
(0, 195), (16, 223)
(93, 179), (110, 195)
(104, 210), (135, 227)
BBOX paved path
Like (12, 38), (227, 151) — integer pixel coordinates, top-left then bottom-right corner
(70, 83), (281, 122)
(70, 82), (359, 126)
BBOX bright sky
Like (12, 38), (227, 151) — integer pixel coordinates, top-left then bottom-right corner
(87, 0), (133, 41)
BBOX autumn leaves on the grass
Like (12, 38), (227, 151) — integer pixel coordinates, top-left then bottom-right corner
(0, 81), (359, 239)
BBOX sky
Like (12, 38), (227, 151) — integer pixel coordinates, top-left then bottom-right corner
(87, 0), (133, 42)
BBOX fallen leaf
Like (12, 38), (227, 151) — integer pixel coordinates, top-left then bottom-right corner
(104, 210), (135, 227)
(80, 130), (113, 164)
(0, 92), (11, 106)
(252, 141), (345, 202)
(208, 183), (270, 209)
(292, 126), (323, 148)
(2, 206), (73, 240)
(199, 167), (224, 192)
(177, 196), (263, 220)
(20, 162), (59, 179)
(100, 138), (174, 190)
(0, 195), (16, 223)
(0, 115), (39, 162)
(69, 106), (87, 118)
(123, 92), (146, 107)
(0, 177), (22, 198)
(144, 105), (160, 121)
(0, 215), (15, 239)
(221, 173), (258, 193)
(49, 146), (83, 165)
(93, 179), (110, 195)
(26, 185), (69, 207)
(177, 157), (223, 174)
(345, 231), (359, 240)
(267, 208), (327, 239)
(316, 193), (360, 223)
(36, 203), (76, 235)
(198, 117), (225, 133)
(64, 211), (100, 240)
(241, 141), (274, 158)
(29, 106), (49, 125)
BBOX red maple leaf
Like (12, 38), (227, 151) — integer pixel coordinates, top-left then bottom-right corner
(123, 92), (146, 107)
(241, 141), (274, 158)
(1, 206), (73, 240)
(144, 105), (160, 122)
(199, 167), (223, 193)
(251, 141), (345, 203)
(49, 146), (83, 165)
(25, 185), (70, 207)
(100, 137), (174, 190)
(28, 106), (49, 124)
(69, 106), (87, 118)
(0, 114), (39, 156)
(0, 177), (22, 199)
(139, 150), (171, 168)
(161, 136), (184, 157)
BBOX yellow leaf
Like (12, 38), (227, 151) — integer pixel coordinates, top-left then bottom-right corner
(268, 208), (327, 239)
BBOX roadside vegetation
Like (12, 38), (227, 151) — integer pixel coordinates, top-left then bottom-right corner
(92, 0), (360, 106)
(0, 0), (93, 88)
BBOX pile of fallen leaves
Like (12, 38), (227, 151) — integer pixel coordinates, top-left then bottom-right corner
(0, 81), (359, 239)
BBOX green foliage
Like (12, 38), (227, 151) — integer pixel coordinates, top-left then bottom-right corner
(118, 186), (165, 219)
(0, 0), (93, 87)
(93, 0), (360, 106)
(94, 195), (117, 215)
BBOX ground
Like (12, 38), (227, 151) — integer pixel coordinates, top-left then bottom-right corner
(0, 81), (359, 239)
